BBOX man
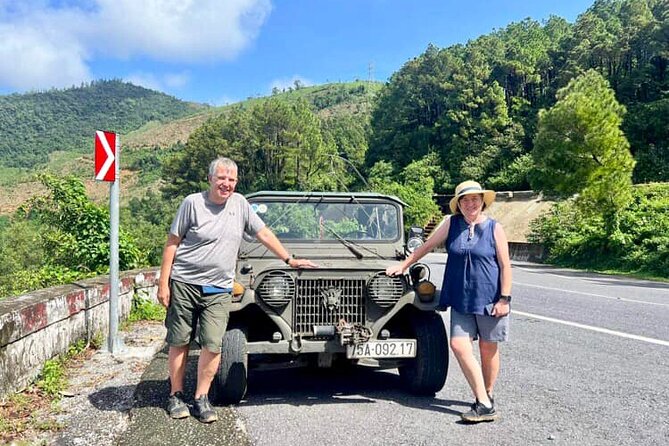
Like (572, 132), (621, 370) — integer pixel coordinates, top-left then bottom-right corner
(157, 157), (316, 423)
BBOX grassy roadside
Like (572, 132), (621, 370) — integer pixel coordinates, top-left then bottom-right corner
(0, 338), (97, 445)
(556, 266), (669, 284)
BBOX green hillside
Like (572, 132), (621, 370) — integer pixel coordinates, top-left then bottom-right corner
(0, 79), (207, 168)
(124, 80), (382, 150)
(0, 80), (383, 215)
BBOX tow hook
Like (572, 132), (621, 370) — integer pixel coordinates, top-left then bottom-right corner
(290, 334), (302, 353)
(336, 319), (372, 346)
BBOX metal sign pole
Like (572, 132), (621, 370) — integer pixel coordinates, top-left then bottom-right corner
(107, 135), (122, 353)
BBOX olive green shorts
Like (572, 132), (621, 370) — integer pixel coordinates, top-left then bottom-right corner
(165, 280), (231, 352)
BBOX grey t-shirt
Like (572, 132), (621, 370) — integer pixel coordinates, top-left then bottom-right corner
(169, 191), (265, 288)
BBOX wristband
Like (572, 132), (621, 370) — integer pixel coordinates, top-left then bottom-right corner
(284, 256), (292, 265)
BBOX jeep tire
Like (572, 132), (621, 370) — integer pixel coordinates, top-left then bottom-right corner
(398, 311), (448, 395)
(212, 326), (248, 405)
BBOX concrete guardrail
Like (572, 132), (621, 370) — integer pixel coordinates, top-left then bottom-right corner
(0, 268), (160, 398)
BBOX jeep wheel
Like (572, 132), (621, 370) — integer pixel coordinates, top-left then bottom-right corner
(398, 311), (448, 395)
(212, 326), (248, 405)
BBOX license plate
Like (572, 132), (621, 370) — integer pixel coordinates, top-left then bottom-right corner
(346, 340), (416, 359)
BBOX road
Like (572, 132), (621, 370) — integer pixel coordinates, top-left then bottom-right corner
(120, 254), (669, 445)
(235, 254), (669, 446)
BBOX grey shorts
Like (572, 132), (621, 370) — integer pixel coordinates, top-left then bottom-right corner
(165, 280), (231, 352)
(450, 307), (509, 342)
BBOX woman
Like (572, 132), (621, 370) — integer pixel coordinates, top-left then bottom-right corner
(386, 180), (512, 423)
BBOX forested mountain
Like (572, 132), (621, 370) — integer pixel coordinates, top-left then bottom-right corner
(0, 80), (207, 168)
(367, 0), (668, 191)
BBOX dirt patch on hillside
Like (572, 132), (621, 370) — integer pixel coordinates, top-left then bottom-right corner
(485, 196), (554, 242)
(123, 112), (214, 149)
(0, 167), (146, 215)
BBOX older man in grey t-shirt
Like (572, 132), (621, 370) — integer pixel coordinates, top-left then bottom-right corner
(158, 157), (316, 423)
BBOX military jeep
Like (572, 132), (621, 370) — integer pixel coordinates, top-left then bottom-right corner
(212, 191), (448, 404)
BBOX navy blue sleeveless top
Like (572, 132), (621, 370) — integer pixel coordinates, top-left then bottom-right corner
(439, 214), (500, 315)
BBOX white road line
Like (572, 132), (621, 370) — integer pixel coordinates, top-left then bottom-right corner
(514, 310), (669, 347)
(514, 281), (669, 307)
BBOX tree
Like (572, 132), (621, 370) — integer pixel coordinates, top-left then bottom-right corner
(368, 155), (442, 227)
(162, 98), (344, 195)
(20, 173), (142, 272)
(531, 70), (635, 217)
(367, 40), (526, 192)
(320, 114), (370, 189)
(162, 107), (253, 197)
(625, 99), (669, 182)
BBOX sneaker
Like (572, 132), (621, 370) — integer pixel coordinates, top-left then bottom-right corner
(461, 400), (499, 423)
(193, 395), (218, 423)
(167, 391), (189, 419)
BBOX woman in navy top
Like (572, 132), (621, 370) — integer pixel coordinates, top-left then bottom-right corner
(387, 180), (512, 423)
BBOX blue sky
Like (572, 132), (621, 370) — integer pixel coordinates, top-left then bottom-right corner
(0, 0), (595, 105)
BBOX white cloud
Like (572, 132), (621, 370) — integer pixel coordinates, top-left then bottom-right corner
(164, 72), (190, 88)
(124, 72), (162, 92)
(0, 14), (91, 90)
(0, 0), (271, 91)
(90, 0), (272, 62)
(124, 71), (190, 93)
(269, 75), (313, 94)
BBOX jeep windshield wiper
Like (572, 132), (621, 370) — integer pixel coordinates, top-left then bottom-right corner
(322, 224), (364, 260)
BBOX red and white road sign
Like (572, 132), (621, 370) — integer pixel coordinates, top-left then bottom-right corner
(94, 130), (117, 182)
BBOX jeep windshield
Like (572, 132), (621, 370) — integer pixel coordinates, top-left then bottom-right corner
(248, 198), (401, 242)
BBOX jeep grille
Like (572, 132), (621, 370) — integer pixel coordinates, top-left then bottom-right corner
(293, 278), (366, 336)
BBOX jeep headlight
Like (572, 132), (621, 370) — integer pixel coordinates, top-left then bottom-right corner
(256, 271), (295, 307)
(367, 272), (405, 308)
(406, 236), (424, 253)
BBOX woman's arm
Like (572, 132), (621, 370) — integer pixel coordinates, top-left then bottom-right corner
(386, 216), (451, 276)
(492, 222), (512, 316)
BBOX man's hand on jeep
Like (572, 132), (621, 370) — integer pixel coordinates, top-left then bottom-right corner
(288, 258), (319, 268)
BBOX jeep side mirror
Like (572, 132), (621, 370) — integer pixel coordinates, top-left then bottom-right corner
(240, 263), (253, 275)
(408, 226), (424, 239)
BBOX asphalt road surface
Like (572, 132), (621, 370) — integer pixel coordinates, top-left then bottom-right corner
(236, 254), (669, 446)
(120, 254), (669, 446)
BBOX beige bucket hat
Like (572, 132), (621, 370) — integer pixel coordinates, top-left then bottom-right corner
(449, 180), (496, 214)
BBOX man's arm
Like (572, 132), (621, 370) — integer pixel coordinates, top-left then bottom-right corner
(254, 227), (318, 268)
(158, 233), (181, 307)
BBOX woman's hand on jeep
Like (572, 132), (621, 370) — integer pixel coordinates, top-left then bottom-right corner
(385, 264), (405, 277)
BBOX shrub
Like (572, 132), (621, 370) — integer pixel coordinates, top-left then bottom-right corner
(127, 296), (166, 322)
(529, 183), (669, 277)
